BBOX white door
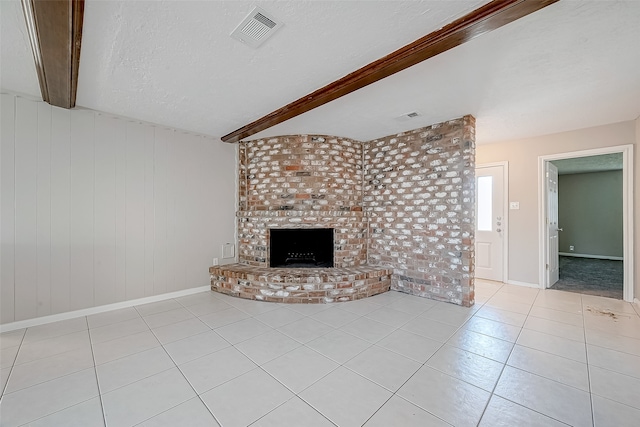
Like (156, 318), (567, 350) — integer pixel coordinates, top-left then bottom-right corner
(546, 162), (560, 287)
(475, 165), (504, 281)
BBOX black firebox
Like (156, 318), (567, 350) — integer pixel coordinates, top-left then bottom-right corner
(269, 228), (334, 268)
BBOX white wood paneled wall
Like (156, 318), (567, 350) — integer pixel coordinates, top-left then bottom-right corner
(0, 93), (237, 323)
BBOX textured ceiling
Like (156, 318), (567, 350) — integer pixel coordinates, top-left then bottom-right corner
(2, 0), (640, 145)
(553, 153), (623, 175)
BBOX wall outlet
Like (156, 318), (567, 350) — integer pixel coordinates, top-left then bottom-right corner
(509, 201), (520, 210)
(222, 243), (235, 259)
(569, 246), (574, 251)
(212, 257), (219, 266)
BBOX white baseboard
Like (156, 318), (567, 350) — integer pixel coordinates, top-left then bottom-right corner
(506, 280), (541, 289)
(0, 286), (211, 333)
(559, 253), (624, 261)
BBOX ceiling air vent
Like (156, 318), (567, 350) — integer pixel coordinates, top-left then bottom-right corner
(395, 111), (422, 122)
(230, 7), (282, 48)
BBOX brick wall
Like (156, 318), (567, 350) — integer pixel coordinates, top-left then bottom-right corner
(364, 116), (476, 306)
(240, 135), (362, 211)
(236, 116), (476, 306)
(238, 135), (367, 268)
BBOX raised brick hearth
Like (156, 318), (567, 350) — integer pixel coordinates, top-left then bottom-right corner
(211, 115), (475, 306)
(210, 265), (392, 303)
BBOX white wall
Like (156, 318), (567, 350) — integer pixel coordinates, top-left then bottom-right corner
(476, 120), (637, 289)
(0, 93), (237, 323)
(636, 116), (640, 300)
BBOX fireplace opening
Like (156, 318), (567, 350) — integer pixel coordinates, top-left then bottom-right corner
(269, 228), (334, 268)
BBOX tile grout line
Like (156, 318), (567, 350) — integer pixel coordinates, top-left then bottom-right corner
(86, 315), (108, 427)
(382, 293), (497, 424)
(191, 302), (341, 426)
(247, 394), (339, 427)
(581, 293), (596, 427)
(133, 301), (226, 427)
(459, 282), (521, 425)
(345, 330), (449, 425)
(3, 288), (639, 425)
(357, 298), (464, 426)
(4, 329), (94, 390)
(474, 285), (571, 426)
(238, 294), (422, 426)
(254, 359), (341, 425)
(476, 285), (593, 425)
(0, 328), (26, 399)
(465, 281), (513, 426)
(288, 295), (434, 426)
(2, 319), (101, 426)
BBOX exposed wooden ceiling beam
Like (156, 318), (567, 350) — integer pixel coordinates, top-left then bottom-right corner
(21, 0), (84, 109)
(222, 0), (558, 143)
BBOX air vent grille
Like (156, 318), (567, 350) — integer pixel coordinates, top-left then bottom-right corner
(241, 19), (271, 40)
(231, 7), (282, 48)
(395, 111), (422, 122)
(253, 13), (276, 29)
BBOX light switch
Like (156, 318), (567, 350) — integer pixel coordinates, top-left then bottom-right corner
(509, 201), (520, 210)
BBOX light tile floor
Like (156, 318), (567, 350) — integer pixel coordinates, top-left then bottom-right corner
(1, 280), (640, 426)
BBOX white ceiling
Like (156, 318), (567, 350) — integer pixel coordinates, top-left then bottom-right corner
(2, 0), (640, 144)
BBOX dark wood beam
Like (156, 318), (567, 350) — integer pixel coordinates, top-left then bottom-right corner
(21, 0), (84, 109)
(222, 0), (558, 143)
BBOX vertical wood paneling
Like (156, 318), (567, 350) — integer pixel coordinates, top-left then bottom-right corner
(194, 136), (211, 285)
(190, 136), (204, 285)
(69, 111), (95, 310)
(165, 130), (182, 292)
(125, 122), (145, 299)
(1, 93), (238, 324)
(14, 97), (39, 320)
(184, 134), (199, 288)
(114, 118), (127, 302)
(36, 102), (52, 316)
(175, 132), (191, 290)
(210, 141), (238, 265)
(202, 139), (218, 270)
(144, 127), (155, 296)
(50, 107), (71, 314)
(0, 93), (16, 323)
(94, 114), (117, 305)
(153, 128), (168, 295)
(164, 130), (176, 292)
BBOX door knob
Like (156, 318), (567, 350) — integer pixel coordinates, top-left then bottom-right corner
(558, 228), (563, 232)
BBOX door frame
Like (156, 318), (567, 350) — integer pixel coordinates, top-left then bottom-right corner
(476, 161), (509, 283)
(538, 144), (634, 301)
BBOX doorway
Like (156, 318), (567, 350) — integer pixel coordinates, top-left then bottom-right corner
(539, 145), (634, 301)
(475, 162), (508, 282)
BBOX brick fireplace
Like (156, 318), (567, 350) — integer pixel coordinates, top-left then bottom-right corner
(269, 228), (334, 268)
(236, 135), (367, 268)
(210, 115), (475, 306)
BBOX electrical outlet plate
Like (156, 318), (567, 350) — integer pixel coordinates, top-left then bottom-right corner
(509, 201), (520, 210)
(222, 243), (235, 259)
